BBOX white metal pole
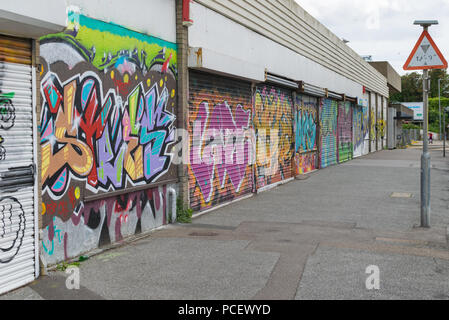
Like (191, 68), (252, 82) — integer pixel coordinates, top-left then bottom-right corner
(421, 66), (431, 228)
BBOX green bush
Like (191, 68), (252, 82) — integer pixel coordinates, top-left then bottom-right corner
(176, 198), (193, 223)
(402, 123), (420, 130)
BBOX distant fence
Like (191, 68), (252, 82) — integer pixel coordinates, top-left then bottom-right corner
(400, 129), (421, 146)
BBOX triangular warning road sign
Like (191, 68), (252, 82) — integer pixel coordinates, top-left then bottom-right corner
(403, 30), (448, 70)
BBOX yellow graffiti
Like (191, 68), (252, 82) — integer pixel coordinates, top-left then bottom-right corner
(41, 80), (94, 183)
(124, 139), (144, 181)
(377, 119), (386, 138)
(370, 108), (376, 140)
(74, 187), (80, 200)
(254, 88), (293, 184)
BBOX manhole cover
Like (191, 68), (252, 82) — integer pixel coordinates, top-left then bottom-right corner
(390, 192), (413, 198)
(189, 232), (219, 237)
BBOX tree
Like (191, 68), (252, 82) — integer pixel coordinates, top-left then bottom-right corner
(390, 69), (449, 103)
(390, 72), (422, 102)
(429, 69), (448, 98)
(390, 69), (449, 136)
(429, 97), (449, 134)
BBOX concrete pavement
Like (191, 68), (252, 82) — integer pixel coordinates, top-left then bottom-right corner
(2, 143), (449, 300)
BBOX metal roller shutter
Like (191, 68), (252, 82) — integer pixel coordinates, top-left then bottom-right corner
(376, 94), (381, 151)
(380, 96), (386, 149)
(320, 98), (338, 168)
(383, 97), (387, 149)
(294, 94), (318, 175)
(337, 101), (353, 163)
(353, 105), (362, 158)
(362, 104), (370, 156)
(0, 34), (37, 295)
(188, 71), (254, 212)
(254, 84), (293, 190)
(369, 92), (377, 153)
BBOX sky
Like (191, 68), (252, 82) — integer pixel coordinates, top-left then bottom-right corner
(295, 0), (449, 75)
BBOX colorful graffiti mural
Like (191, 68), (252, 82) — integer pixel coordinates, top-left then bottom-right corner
(41, 186), (171, 263)
(40, 72), (175, 197)
(254, 85), (293, 188)
(294, 94), (318, 175)
(337, 101), (353, 163)
(188, 73), (254, 211)
(320, 98), (338, 168)
(39, 12), (177, 264)
(369, 96), (376, 152)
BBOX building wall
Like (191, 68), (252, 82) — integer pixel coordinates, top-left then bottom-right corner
(66, 0), (176, 43)
(189, 0), (388, 97)
(39, 11), (178, 264)
(0, 0), (176, 43)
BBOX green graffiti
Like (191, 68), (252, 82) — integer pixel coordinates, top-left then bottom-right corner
(40, 12), (177, 74)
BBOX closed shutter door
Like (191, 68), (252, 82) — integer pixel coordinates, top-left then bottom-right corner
(0, 35), (36, 294)
(189, 71), (253, 212)
(353, 105), (363, 158)
(254, 84), (293, 190)
(320, 98), (338, 168)
(382, 96), (387, 149)
(376, 94), (381, 151)
(362, 105), (369, 155)
(369, 92), (376, 153)
(294, 94), (318, 174)
(337, 101), (353, 163)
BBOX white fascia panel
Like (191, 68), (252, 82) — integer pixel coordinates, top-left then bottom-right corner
(188, 47), (265, 82)
(189, 2), (375, 98)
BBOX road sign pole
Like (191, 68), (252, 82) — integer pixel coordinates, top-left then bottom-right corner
(403, 20), (447, 228)
(444, 114), (446, 157)
(421, 67), (431, 228)
(444, 106), (447, 157)
(439, 79), (442, 140)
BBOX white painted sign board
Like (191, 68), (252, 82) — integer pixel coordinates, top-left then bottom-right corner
(402, 102), (424, 121)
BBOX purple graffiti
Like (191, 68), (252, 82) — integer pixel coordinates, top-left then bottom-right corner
(190, 101), (251, 202)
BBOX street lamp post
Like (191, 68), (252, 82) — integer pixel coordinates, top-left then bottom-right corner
(444, 106), (446, 157)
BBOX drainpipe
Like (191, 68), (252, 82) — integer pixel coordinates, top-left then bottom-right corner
(167, 187), (177, 223)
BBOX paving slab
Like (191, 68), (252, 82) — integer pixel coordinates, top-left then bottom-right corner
(296, 246), (449, 300)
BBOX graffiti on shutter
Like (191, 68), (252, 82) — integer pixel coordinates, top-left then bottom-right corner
(188, 71), (254, 212)
(362, 105), (369, 155)
(319, 98), (338, 168)
(337, 101), (353, 163)
(376, 95), (382, 151)
(353, 105), (369, 158)
(294, 94), (318, 175)
(369, 93), (376, 153)
(254, 85), (293, 189)
(39, 12), (177, 264)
